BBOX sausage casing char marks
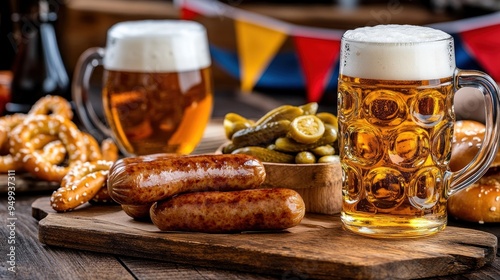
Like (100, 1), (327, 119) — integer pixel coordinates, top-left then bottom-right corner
(107, 154), (266, 205)
(150, 188), (305, 233)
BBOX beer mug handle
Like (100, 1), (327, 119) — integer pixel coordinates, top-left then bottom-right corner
(447, 69), (500, 195)
(71, 47), (112, 139)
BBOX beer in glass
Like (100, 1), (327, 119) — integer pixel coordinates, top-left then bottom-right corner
(338, 25), (500, 238)
(73, 20), (213, 156)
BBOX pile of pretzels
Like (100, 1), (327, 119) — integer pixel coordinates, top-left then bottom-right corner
(0, 95), (119, 211)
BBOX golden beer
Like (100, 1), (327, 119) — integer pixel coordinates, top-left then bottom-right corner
(338, 24), (500, 238)
(338, 75), (453, 237)
(103, 68), (212, 155)
(73, 20), (213, 156)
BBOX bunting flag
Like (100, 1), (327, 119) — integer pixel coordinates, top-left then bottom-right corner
(176, 0), (500, 102)
(235, 20), (287, 93)
(294, 36), (340, 102)
(180, 6), (200, 20)
(460, 24), (500, 81)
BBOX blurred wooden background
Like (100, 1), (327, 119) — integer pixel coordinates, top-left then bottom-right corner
(56, 0), (463, 91)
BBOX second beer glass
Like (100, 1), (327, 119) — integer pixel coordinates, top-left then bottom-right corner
(73, 20), (213, 156)
(338, 25), (500, 238)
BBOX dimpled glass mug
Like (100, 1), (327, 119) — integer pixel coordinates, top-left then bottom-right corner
(337, 25), (500, 238)
(72, 20), (213, 156)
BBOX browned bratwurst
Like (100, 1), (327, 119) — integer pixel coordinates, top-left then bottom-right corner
(122, 204), (153, 220)
(150, 188), (305, 233)
(107, 154), (266, 205)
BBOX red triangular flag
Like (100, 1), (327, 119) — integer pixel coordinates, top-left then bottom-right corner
(461, 24), (500, 81)
(294, 36), (340, 102)
(180, 6), (200, 20)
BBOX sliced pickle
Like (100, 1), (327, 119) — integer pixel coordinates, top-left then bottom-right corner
(231, 146), (295, 163)
(231, 120), (290, 148)
(288, 115), (325, 144)
(254, 105), (303, 126)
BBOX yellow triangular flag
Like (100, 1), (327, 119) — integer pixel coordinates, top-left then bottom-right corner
(235, 19), (287, 93)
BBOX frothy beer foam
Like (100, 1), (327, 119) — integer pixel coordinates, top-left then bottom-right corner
(103, 20), (211, 72)
(340, 25), (455, 80)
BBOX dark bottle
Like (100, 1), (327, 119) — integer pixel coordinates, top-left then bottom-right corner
(0, 0), (16, 70)
(7, 0), (69, 114)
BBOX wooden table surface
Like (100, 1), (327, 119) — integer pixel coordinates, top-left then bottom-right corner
(2, 91), (500, 279)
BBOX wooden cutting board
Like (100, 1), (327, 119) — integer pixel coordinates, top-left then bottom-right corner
(33, 197), (497, 280)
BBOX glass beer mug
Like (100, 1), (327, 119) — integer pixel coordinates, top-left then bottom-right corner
(73, 20), (213, 156)
(337, 25), (500, 238)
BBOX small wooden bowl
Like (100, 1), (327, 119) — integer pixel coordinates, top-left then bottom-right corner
(216, 144), (343, 215)
(263, 161), (342, 215)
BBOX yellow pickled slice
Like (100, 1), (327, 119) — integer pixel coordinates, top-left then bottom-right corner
(223, 113), (254, 139)
(289, 115), (325, 144)
(299, 102), (318, 115)
(295, 151), (316, 164)
(254, 105), (303, 126)
(316, 112), (338, 130)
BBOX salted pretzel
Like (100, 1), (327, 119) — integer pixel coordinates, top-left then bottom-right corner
(0, 132), (67, 173)
(89, 185), (116, 205)
(100, 138), (119, 162)
(82, 132), (103, 161)
(9, 114), (88, 182)
(51, 160), (114, 212)
(40, 139), (66, 166)
(28, 95), (73, 120)
(0, 95), (72, 172)
(0, 114), (26, 153)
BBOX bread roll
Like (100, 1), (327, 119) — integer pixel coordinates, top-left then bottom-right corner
(448, 120), (500, 223)
(449, 120), (485, 172)
(448, 173), (500, 223)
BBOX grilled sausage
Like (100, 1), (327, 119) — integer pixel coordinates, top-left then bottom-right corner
(150, 188), (305, 233)
(122, 204), (153, 221)
(108, 154), (266, 205)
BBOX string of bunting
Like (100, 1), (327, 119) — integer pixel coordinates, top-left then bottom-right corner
(176, 0), (500, 102)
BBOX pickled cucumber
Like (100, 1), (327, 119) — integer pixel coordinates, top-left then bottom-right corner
(288, 115), (325, 144)
(310, 144), (335, 156)
(231, 120), (291, 148)
(295, 151), (316, 164)
(275, 124), (338, 152)
(318, 155), (340, 164)
(231, 146), (295, 163)
(254, 105), (303, 125)
(299, 102), (318, 115)
(221, 142), (237, 154)
(224, 102), (340, 164)
(316, 112), (338, 130)
(223, 113), (255, 139)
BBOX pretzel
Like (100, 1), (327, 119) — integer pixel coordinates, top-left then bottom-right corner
(51, 160), (114, 212)
(40, 139), (66, 166)
(89, 185), (116, 205)
(0, 113), (26, 153)
(0, 95), (72, 172)
(101, 138), (119, 162)
(28, 95), (73, 120)
(82, 132), (103, 161)
(0, 133), (66, 173)
(9, 114), (88, 182)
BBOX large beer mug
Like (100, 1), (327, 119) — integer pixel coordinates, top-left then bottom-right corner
(338, 25), (500, 238)
(73, 20), (213, 156)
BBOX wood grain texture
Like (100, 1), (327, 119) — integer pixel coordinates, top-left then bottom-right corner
(261, 162), (341, 190)
(32, 197), (497, 280)
(119, 257), (277, 280)
(1, 195), (133, 280)
(262, 162), (343, 215)
(0, 173), (59, 193)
